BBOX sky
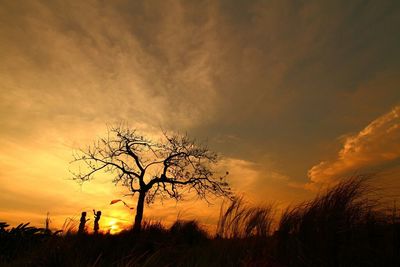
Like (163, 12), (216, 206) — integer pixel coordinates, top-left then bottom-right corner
(1, 0), (400, 233)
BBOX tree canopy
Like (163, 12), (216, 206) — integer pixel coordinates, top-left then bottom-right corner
(71, 125), (232, 231)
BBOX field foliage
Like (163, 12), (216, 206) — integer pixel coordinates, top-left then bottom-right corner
(1, 177), (399, 266)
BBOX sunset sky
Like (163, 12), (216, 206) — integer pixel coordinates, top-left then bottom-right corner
(1, 0), (400, 233)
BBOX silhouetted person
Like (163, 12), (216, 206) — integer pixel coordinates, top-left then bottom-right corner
(44, 212), (51, 235)
(78, 211), (89, 235)
(93, 210), (101, 234)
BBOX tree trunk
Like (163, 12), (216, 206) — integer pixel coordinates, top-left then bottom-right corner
(133, 191), (146, 232)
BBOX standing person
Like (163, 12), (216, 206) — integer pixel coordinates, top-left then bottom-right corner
(93, 210), (102, 234)
(78, 211), (89, 235)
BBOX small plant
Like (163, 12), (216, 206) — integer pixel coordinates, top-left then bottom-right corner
(61, 217), (78, 235)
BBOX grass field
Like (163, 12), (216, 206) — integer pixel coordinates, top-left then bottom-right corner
(1, 177), (399, 266)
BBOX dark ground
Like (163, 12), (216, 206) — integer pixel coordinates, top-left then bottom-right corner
(1, 177), (400, 266)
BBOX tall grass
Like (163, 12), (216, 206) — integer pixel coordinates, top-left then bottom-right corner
(61, 217), (79, 235)
(217, 197), (275, 238)
(1, 176), (399, 266)
(276, 176), (399, 266)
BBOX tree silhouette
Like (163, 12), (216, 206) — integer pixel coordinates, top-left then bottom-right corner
(71, 125), (231, 231)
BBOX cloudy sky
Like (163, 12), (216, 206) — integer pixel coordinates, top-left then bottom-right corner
(1, 0), (400, 232)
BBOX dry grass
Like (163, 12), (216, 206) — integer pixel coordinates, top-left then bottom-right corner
(1, 176), (399, 266)
(217, 197), (275, 238)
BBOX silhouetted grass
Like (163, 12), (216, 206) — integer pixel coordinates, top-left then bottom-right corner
(1, 176), (399, 266)
(217, 197), (275, 238)
(276, 176), (400, 266)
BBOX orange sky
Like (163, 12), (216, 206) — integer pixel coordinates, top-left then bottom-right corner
(1, 0), (400, 233)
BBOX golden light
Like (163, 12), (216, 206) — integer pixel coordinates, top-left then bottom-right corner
(107, 219), (122, 235)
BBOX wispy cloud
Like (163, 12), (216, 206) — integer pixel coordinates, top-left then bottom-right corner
(308, 105), (400, 187)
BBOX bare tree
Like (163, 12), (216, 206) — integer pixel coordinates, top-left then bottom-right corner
(71, 125), (232, 231)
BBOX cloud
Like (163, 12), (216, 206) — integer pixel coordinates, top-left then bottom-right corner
(0, 0), (222, 143)
(218, 157), (311, 207)
(308, 105), (400, 186)
(1, 0), (399, 228)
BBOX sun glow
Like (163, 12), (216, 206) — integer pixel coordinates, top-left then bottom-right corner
(108, 220), (121, 235)
(107, 220), (122, 235)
